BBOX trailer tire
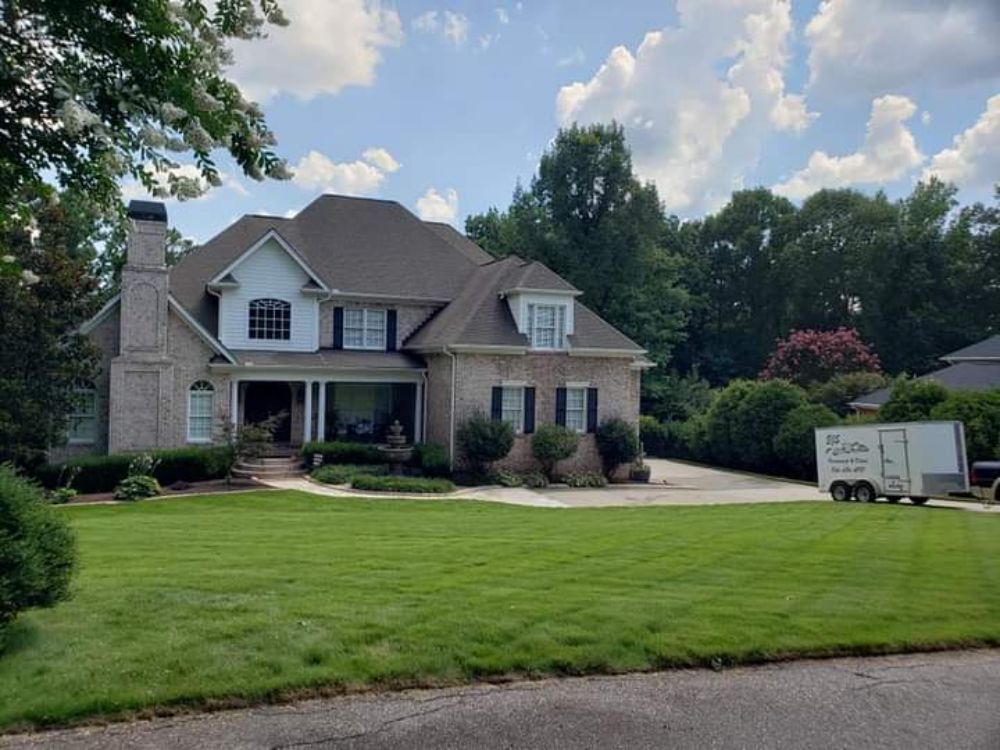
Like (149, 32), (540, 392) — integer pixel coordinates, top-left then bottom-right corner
(830, 482), (851, 502)
(853, 482), (877, 503)
(910, 496), (929, 506)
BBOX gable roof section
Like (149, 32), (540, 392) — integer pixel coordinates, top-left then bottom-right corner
(941, 334), (1000, 361)
(424, 222), (495, 265)
(209, 228), (327, 290)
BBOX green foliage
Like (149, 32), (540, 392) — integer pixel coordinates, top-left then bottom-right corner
(808, 372), (890, 416)
(531, 424), (579, 479)
(46, 487), (77, 505)
(112, 475), (160, 501)
(640, 415), (701, 460)
(410, 442), (451, 478)
(35, 446), (232, 494)
(727, 380), (808, 470)
(302, 441), (383, 466)
(560, 471), (607, 488)
(773, 404), (840, 480)
(929, 391), (1000, 464)
(703, 380), (756, 465)
(456, 412), (514, 474)
(641, 369), (713, 421)
(490, 468), (524, 487)
(311, 464), (386, 485)
(350, 475), (455, 494)
(880, 378), (950, 422)
(223, 411), (286, 462)
(0, 465), (76, 647)
(595, 418), (640, 478)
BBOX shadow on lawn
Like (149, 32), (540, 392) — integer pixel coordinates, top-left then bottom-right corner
(0, 620), (40, 658)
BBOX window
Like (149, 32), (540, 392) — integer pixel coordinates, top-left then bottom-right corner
(565, 387), (587, 433)
(248, 298), (290, 340)
(68, 385), (97, 444)
(343, 308), (387, 350)
(187, 381), (215, 443)
(527, 303), (566, 349)
(501, 386), (524, 433)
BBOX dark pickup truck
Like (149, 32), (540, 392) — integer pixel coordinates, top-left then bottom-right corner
(970, 461), (1000, 500)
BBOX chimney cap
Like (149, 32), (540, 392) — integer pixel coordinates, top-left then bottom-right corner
(127, 200), (167, 223)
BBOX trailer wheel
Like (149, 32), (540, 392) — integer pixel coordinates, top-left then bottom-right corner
(910, 496), (929, 506)
(853, 482), (877, 503)
(830, 482), (850, 502)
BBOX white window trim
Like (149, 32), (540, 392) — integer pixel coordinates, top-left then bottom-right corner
(67, 386), (97, 445)
(564, 386), (588, 434)
(247, 298), (292, 341)
(343, 308), (387, 351)
(501, 385), (526, 434)
(527, 302), (567, 351)
(187, 382), (215, 444)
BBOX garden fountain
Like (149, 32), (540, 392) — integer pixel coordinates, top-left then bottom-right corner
(378, 420), (413, 475)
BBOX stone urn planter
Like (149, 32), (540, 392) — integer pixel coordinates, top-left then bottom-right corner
(629, 461), (652, 483)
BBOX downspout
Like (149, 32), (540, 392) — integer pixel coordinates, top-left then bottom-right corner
(421, 369), (429, 444)
(445, 346), (457, 467)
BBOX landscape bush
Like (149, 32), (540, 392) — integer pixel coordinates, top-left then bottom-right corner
(808, 371), (890, 416)
(726, 380), (808, 471)
(560, 471), (607, 487)
(0, 465), (76, 647)
(640, 415), (700, 460)
(595, 418), (640, 478)
(113, 475), (161, 501)
(531, 424), (579, 480)
(350, 475), (455, 494)
(35, 446), (232, 495)
(879, 377), (949, 422)
(773, 404), (841, 479)
(703, 380), (756, 466)
(302, 441), (383, 466)
(311, 463), (386, 485)
(410, 442), (451, 478)
(491, 468), (524, 487)
(760, 328), (881, 386)
(929, 390), (1000, 464)
(456, 412), (514, 475)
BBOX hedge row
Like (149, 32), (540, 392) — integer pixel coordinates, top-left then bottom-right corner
(302, 441), (384, 466)
(350, 475), (456, 494)
(35, 446), (233, 494)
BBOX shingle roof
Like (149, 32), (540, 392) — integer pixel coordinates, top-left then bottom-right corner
(423, 222), (495, 265)
(850, 361), (1000, 408)
(231, 349), (425, 370)
(941, 334), (1000, 361)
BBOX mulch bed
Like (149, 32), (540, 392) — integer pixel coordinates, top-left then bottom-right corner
(64, 478), (265, 505)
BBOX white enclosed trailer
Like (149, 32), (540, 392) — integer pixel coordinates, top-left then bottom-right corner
(814, 421), (968, 504)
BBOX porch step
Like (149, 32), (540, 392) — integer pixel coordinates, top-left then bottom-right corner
(232, 466), (307, 480)
(233, 454), (304, 479)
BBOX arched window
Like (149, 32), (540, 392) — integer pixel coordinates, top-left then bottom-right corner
(68, 383), (97, 444)
(248, 298), (291, 340)
(187, 381), (215, 443)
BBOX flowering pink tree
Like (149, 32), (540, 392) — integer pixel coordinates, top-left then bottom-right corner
(761, 328), (881, 386)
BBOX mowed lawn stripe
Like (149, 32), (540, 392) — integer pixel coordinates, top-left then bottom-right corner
(2, 492), (1000, 731)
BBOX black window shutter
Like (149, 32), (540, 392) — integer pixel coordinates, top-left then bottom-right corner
(386, 310), (397, 351)
(586, 388), (599, 433)
(524, 387), (536, 434)
(555, 387), (567, 426)
(491, 387), (503, 421)
(333, 307), (344, 349)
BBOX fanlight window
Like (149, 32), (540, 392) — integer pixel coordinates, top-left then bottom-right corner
(248, 298), (291, 340)
(187, 381), (215, 443)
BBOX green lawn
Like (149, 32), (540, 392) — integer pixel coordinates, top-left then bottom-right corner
(3, 492), (1000, 731)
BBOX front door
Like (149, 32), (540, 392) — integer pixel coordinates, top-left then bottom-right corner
(879, 429), (911, 494)
(243, 382), (292, 443)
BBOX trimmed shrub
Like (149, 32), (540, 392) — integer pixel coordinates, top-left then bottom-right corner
(930, 390), (1000, 464)
(311, 463), (386, 485)
(704, 380), (756, 466)
(491, 468), (524, 487)
(113, 475), (160, 501)
(411, 442), (451, 478)
(302, 441), (383, 466)
(560, 471), (607, 487)
(531, 424), (579, 480)
(808, 371), (890, 416)
(728, 380), (808, 471)
(640, 415), (701, 460)
(456, 412), (514, 475)
(595, 418), (640, 478)
(350, 475), (455, 494)
(0, 465), (76, 646)
(879, 377), (949, 423)
(773, 403), (840, 479)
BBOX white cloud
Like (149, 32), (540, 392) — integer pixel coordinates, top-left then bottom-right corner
(479, 33), (498, 50)
(921, 111), (932, 126)
(773, 95), (923, 199)
(496, 7), (510, 25)
(556, 48), (585, 68)
(556, 0), (816, 213)
(443, 11), (469, 45)
(416, 187), (459, 222)
(229, 0), (403, 102)
(805, 0), (1000, 98)
(922, 95), (1000, 190)
(291, 146), (402, 195)
(412, 10), (440, 32)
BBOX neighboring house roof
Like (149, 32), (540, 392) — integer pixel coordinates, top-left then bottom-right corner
(221, 349), (425, 370)
(849, 361), (1000, 408)
(423, 222), (495, 265)
(941, 334), (1000, 361)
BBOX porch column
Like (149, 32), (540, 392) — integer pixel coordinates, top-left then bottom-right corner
(303, 380), (313, 444)
(414, 382), (423, 443)
(229, 379), (238, 430)
(317, 381), (327, 442)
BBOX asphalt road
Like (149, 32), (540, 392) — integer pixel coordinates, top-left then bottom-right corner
(5, 650), (999, 749)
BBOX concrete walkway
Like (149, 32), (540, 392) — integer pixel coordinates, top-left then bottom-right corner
(5, 650), (998, 749)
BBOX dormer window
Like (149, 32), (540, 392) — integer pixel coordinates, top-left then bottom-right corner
(344, 308), (387, 350)
(248, 298), (291, 340)
(527, 303), (566, 350)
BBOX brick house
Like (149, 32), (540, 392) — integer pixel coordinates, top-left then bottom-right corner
(62, 196), (651, 472)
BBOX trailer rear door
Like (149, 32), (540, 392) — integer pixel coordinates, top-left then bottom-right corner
(879, 428), (911, 494)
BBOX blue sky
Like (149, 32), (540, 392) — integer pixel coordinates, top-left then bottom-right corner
(128, 0), (1000, 243)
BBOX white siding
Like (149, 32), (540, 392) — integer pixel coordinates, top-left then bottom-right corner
(218, 238), (318, 351)
(506, 292), (575, 348)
